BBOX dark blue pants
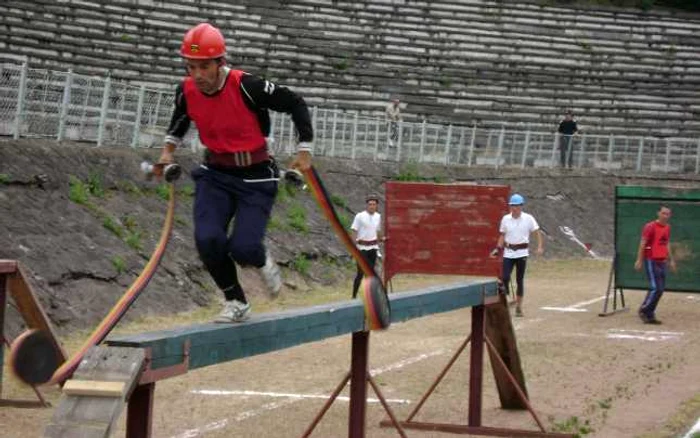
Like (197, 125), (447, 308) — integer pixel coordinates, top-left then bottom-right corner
(352, 249), (378, 298)
(191, 166), (277, 296)
(502, 257), (527, 297)
(640, 259), (667, 318)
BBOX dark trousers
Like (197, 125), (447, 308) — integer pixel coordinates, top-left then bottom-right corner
(559, 135), (573, 168)
(191, 166), (277, 301)
(352, 249), (378, 298)
(502, 257), (527, 297)
(640, 259), (667, 318)
(389, 121), (398, 142)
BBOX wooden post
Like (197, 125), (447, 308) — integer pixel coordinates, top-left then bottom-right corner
(0, 271), (6, 396)
(468, 305), (485, 427)
(127, 383), (155, 438)
(348, 331), (369, 438)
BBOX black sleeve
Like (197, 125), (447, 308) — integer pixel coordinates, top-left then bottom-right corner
(164, 83), (191, 146)
(240, 74), (313, 143)
(557, 121), (564, 133)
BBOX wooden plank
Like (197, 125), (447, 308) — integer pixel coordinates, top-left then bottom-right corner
(7, 263), (67, 363)
(485, 293), (528, 409)
(45, 347), (145, 438)
(44, 423), (111, 438)
(108, 280), (498, 374)
(0, 260), (18, 274)
(62, 380), (126, 398)
(384, 182), (508, 281)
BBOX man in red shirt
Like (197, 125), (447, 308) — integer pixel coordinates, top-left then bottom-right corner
(158, 23), (313, 323)
(634, 205), (677, 324)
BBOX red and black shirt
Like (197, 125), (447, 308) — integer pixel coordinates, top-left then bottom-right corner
(165, 69), (313, 152)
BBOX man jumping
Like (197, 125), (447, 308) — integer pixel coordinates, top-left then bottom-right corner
(159, 23), (313, 323)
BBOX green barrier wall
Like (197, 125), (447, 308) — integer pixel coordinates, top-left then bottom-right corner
(615, 186), (700, 292)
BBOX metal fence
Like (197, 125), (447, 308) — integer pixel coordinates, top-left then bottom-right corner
(2, 62), (699, 174)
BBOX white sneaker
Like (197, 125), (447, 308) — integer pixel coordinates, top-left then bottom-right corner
(215, 300), (251, 323)
(259, 251), (282, 298)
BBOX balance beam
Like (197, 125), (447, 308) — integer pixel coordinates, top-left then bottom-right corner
(107, 280), (497, 377)
(102, 280), (496, 438)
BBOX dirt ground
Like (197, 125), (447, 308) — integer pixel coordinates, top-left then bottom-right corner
(2, 259), (700, 438)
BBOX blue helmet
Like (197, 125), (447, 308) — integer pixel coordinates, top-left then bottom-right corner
(509, 194), (525, 206)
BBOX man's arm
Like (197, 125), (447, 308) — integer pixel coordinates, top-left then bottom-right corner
(535, 229), (544, 255)
(635, 238), (646, 271)
(668, 243), (677, 272)
(240, 74), (313, 149)
(491, 233), (505, 257)
(159, 83), (190, 164)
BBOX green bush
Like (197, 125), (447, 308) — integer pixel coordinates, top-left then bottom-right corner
(0, 173), (9, 184)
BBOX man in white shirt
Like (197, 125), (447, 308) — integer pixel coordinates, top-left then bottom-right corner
(493, 194), (543, 317)
(351, 194), (384, 297)
(385, 98), (401, 145)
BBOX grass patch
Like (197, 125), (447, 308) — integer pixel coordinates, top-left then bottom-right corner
(394, 162), (446, 183)
(111, 255), (127, 274)
(292, 254), (311, 275)
(117, 180), (143, 196)
(330, 194), (347, 209)
(550, 416), (593, 437)
(87, 171), (105, 198)
(267, 216), (287, 231)
(0, 173), (9, 184)
(155, 183), (170, 201)
(179, 183), (195, 197)
(639, 393), (700, 438)
(68, 175), (89, 205)
(287, 203), (309, 234)
(337, 211), (352, 231)
(103, 216), (124, 238)
(125, 230), (143, 251)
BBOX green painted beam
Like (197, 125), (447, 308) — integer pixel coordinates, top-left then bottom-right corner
(107, 280), (497, 372)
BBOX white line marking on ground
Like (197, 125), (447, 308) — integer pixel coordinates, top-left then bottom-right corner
(191, 389), (411, 404)
(541, 295), (606, 313)
(684, 417), (700, 438)
(512, 317), (544, 331)
(370, 350), (443, 374)
(171, 350), (443, 438)
(540, 307), (588, 313)
(606, 328), (683, 342)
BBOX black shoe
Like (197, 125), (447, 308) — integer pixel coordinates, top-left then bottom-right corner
(638, 311), (650, 323)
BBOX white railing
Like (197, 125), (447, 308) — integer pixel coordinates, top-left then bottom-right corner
(2, 62), (699, 174)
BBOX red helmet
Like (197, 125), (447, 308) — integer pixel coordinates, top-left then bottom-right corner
(180, 23), (226, 59)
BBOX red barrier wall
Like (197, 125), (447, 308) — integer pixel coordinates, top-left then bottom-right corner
(384, 182), (509, 281)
